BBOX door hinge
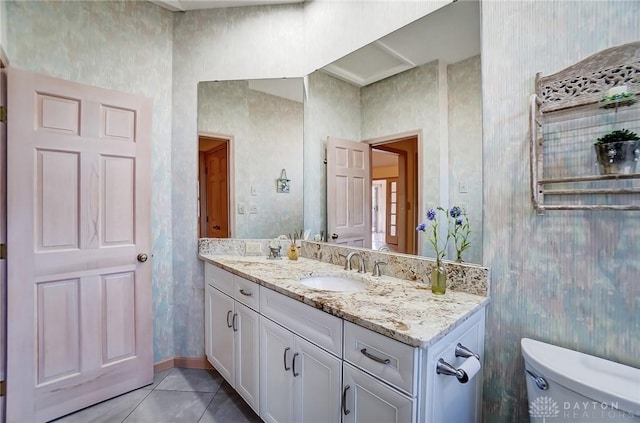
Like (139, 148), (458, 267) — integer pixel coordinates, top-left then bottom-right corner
(0, 380), (5, 397)
(0, 106), (6, 123)
(0, 243), (6, 259)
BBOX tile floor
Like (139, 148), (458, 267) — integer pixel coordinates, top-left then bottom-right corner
(52, 368), (262, 423)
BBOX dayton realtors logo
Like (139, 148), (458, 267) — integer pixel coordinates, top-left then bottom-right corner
(529, 396), (560, 422)
(529, 396), (635, 421)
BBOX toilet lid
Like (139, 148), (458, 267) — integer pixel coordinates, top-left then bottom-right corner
(521, 338), (640, 416)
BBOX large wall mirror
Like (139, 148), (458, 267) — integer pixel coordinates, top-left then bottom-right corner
(197, 0), (483, 265)
(198, 78), (304, 239)
(303, 0), (483, 264)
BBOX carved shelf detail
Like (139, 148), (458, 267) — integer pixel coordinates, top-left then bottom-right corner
(530, 41), (640, 213)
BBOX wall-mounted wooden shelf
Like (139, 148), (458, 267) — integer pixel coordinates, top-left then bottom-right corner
(530, 41), (640, 214)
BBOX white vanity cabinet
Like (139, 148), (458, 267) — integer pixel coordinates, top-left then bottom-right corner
(203, 261), (487, 423)
(260, 317), (342, 423)
(342, 321), (418, 423)
(204, 264), (260, 413)
(259, 287), (343, 423)
(342, 362), (414, 423)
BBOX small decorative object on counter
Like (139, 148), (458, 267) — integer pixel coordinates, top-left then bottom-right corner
(287, 230), (302, 261)
(287, 243), (299, 260)
(593, 128), (640, 175)
(430, 261), (447, 295)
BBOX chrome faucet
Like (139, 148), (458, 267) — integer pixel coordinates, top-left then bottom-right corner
(345, 252), (366, 273)
(372, 260), (387, 277)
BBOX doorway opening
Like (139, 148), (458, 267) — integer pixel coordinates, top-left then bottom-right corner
(369, 134), (419, 255)
(198, 135), (231, 238)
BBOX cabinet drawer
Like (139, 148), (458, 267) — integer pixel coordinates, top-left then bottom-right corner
(344, 321), (418, 396)
(234, 276), (260, 311)
(260, 287), (343, 357)
(205, 263), (234, 296)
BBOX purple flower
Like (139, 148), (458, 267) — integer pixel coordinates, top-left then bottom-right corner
(456, 218), (463, 226)
(449, 206), (462, 218)
(416, 222), (426, 231)
(426, 208), (437, 221)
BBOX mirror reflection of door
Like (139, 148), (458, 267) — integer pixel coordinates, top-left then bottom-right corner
(199, 136), (229, 238)
(370, 134), (418, 255)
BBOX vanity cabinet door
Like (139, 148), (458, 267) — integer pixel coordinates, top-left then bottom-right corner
(293, 335), (342, 423)
(208, 286), (235, 385)
(234, 301), (260, 413)
(342, 363), (414, 423)
(260, 317), (295, 423)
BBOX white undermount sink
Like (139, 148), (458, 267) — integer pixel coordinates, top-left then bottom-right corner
(299, 275), (368, 292)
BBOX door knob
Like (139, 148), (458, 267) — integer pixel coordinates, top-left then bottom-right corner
(137, 253), (149, 263)
(331, 233), (339, 240)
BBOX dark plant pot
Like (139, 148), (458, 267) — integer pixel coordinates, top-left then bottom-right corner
(594, 140), (640, 175)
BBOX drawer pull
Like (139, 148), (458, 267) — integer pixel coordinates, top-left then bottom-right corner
(283, 347), (291, 371)
(239, 289), (253, 297)
(292, 352), (300, 377)
(232, 313), (238, 332)
(226, 310), (233, 328)
(342, 385), (351, 415)
(361, 348), (390, 364)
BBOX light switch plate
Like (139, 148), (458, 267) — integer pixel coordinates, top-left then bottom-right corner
(238, 203), (245, 214)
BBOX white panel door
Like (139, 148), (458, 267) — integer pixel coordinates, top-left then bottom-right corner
(209, 287), (235, 385)
(294, 335), (342, 423)
(0, 68), (6, 423)
(6, 68), (152, 423)
(327, 137), (371, 248)
(342, 363), (414, 423)
(260, 317), (295, 423)
(234, 302), (260, 414)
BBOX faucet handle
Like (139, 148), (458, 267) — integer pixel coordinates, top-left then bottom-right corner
(373, 261), (387, 277)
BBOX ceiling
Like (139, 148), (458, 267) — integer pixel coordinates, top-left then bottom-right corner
(322, 0), (480, 87)
(150, 0), (303, 12)
(177, 0), (480, 99)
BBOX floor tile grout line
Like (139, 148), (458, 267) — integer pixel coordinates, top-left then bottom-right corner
(196, 382), (224, 423)
(120, 388), (154, 423)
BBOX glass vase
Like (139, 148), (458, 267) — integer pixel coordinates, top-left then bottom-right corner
(287, 243), (299, 261)
(431, 261), (447, 295)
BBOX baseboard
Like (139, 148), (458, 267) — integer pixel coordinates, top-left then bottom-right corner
(153, 357), (214, 373)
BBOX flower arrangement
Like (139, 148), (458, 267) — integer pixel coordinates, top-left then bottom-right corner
(448, 206), (471, 263)
(416, 205), (471, 263)
(416, 207), (448, 265)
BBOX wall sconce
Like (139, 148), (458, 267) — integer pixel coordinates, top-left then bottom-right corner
(276, 169), (290, 193)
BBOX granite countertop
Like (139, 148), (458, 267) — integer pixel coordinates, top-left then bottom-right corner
(199, 254), (490, 349)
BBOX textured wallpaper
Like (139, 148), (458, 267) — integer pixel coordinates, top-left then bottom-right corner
(6, 0), (175, 362)
(303, 71), (361, 236)
(198, 80), (304, 238)
(481, 1), (640, 421)
(360, 59), (483, 263)
(448, 56), (483, 265)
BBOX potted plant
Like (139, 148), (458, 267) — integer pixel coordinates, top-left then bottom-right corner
(594, 129), (640, 175)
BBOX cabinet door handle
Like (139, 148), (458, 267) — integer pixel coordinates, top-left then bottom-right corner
(361, 348), (390, 364)
(342, 385), (351, 415)
(283, 347), (291, 371)
(239, 289), (252, 296)
(226, 310), (233, 328)
(232, 313), (238, 332)
(292, 352), (300, 377)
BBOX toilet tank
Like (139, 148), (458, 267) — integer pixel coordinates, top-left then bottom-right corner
(521, 338), (640, 421)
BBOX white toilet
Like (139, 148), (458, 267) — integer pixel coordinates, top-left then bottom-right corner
(521, 338), (640, 422)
